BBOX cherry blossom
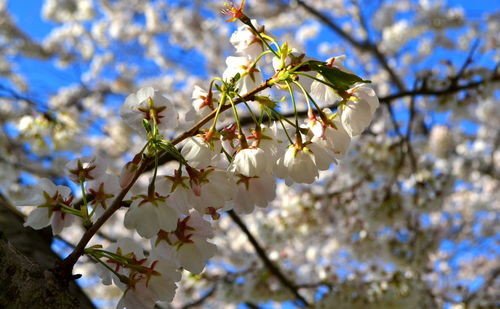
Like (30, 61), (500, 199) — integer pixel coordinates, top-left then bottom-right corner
(152, 211), (217, 274)
(228, 146), (273, 177)
(276, 145), (319, 184)
(66, 155), (107, 183)
(119, 87), (179, 136)
(340, 84), (380, 137)
(229, 174), (277, 214)
(156, 172), (192, 215)
(229, 19), (265, 60)
(97, 238), (181, 308)
(124, 191), (180, 238)
(86, 173), (121, 219)
(116, 257), (180, 308)
(22, 178), (75, 235)
(309, 109), (351, 159)
(181, 134), (222, 169)
(97, 237), (145, 288)
(186, 167), (236, 214)
(7, 1), (496, 308)
(223, 56), (262, 94)
(191, 85), (219, 121)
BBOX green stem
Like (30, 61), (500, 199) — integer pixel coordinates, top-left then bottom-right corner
(285, 81), (300, 132)
(293, 80), (314, 111)
(210, 91), (227, 133)
(234, 92), (258, 125)
(79, 181), (90, 224)
(260, 33), (279, 50)
(87, 253), (129, 284)
(246, 21), (279, 58)
(268, 107), (296, 127)
(278, 117), (293, 144)
(295, 72), (348, 97)
(228, 96), (243, 132)
(253, 50), (272, 64)
(148, 153), (159, 199)
(58, 203), (85, 217)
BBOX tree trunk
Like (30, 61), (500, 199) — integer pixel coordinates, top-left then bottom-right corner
(0, 197), (95, 309)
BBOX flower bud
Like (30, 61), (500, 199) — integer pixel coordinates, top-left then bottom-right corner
(119, 154), (141, 188)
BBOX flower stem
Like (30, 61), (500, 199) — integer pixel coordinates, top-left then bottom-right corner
(285, 81), (300, 133)
(210, 90), (227, 133)
(245, 21), (279, 58)
(148, 153), (159, 199)
(80, 181), (91, 226)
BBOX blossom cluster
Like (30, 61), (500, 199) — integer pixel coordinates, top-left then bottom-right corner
(20, 5), (379, 308)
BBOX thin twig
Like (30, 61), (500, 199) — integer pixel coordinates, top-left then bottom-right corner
(294, 0), (406, 91)
(243, 74), (500, 126)
(463, 265), (500, 305)
(180, 285), (217, 309)
(228, 210), (309, 307)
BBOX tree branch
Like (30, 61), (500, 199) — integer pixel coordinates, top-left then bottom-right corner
(180, 285), (217, 309)
(239, 74), (500, 127)
(228, 210), (309, 307)
(463, 265), (500, 305)
(58, 79), (273, 276)
(294, 0), (406, 91)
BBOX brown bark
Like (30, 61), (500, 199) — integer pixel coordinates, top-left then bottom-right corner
(0, 198), (95, 309)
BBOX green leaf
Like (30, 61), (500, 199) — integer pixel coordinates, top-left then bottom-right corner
(302, 60), (370, 91)
(142, 119), (152, 133)
(159, 140), (188, 165)
(231, 72), (241, 84)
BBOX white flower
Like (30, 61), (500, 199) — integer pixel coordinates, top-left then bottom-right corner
(117, 281), (157, 309)
(340, 85), (379, 137)
(230, 174), (276, 214)
(229, 19), (265, 60)
(65, 155), (106, 183)
(99, 239), (181, 308)
(116, 257), (180, 308)
(187, 167), (236, 214)
(97, 238), (145, 288)
(325, 55), (354, 74)
(272, 49), (306, 72)
(272, 49), (315, 91)
(119, 154), (142, 189)
(22, 178), (74, 235)
(187, 86), (225, 130)
(181, 135), (221, 169)
(310, 77), (342, 105)
(220, 124), (240, 155)
(120, 86), (178, 136)
(429, 125), (453, 158)
(175, 237), (216, 274)
(306, 141), (335, 171)
(248, 123), (286, 161)
(228, 147), (273, 177)
(157, 173), (192, 215)
(86, 173), (121, 219)
(152, 211), (216, 274)
(124, 193), (180, 238)
(310, 110), (351, 159)
(276, 145), (319, 184)
(191, 85), (218, 118)
(223, 56), (262, 94)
